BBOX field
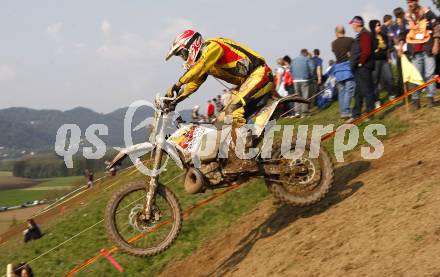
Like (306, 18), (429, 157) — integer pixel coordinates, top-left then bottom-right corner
(0, 175), (84, 207)
(0, 172), (36, 190)
(0, 171), (12, 177)
(0, 175), (84, 233)
(0, 98), (421, 276)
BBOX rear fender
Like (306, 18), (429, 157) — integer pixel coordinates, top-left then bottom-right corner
(250, 95), (310, 137)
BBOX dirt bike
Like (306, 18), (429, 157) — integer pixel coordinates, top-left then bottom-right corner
(104, 93), (334, 257)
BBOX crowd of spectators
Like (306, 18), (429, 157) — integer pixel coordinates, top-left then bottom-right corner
(273, 0), (439, 122)
(191, 93), (228, 122)
(189, 1), (439, 124)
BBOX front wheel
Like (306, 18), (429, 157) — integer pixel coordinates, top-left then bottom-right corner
(104, 181), (182, 256)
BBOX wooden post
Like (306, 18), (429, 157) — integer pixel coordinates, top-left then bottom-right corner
(400, 55), (410, 112)
(404, 82), (410, 112)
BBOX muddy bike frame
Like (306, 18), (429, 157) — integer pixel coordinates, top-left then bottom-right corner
(143, 94), (177, 220)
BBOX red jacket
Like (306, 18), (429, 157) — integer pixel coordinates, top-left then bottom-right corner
(207, 103), (215, 117)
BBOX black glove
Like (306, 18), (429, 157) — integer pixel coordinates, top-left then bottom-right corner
(166, 84), (180, 98)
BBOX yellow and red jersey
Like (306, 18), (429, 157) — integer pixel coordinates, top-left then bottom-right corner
(176, 37), (266, 102)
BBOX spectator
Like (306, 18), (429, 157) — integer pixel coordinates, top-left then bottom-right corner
(212, 98), (219, 114)
(382, 14), (400, 53)
(349, 16), (375, 121)
(282, 55), (295, 94)
(393, 7), (408, 96)
(274, 55), (295, 116)
(382, 14), (394, 40)
(13, 263), (34, 277)
(274, 57), (294, 98)
(207, 100), (215, 121)
(292, 49), (314, 117)
(192, 105), (201, 121)
(317, 60), (336, 109)
(328, 59), (335, 68)
(23, 219), (42, 243)
(311, 49), (324, 100)
(86, 170), (93, 188)
(393, 7), (407, 45)
(369, 19), (395, 107)
(274, 58), (289, 98)
(215, 94), (224, 112)
(399, 0), (439, 109)
(84, 169), (94, 188)
(331, 25), (355, 119)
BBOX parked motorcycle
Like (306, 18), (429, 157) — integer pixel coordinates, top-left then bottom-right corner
(104, 93), (334, 256)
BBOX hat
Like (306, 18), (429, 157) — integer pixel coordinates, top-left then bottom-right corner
(349, 16), (364, 25)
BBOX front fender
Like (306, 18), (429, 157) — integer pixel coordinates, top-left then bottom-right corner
(108, 142), (184, 170)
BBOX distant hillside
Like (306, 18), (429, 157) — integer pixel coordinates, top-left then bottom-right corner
(0, 106), (193, 159)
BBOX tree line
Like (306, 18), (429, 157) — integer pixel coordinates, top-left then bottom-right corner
(11, 152), (119, 179)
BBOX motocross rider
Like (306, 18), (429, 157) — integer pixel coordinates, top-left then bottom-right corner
(165, 30), (274, 174)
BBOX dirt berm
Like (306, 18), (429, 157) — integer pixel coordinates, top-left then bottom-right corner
(161, 107), (440, 277)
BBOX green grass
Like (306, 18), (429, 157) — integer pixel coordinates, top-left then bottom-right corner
(35, 176), (84, 188)
(0, 190), (48, 207)
(0, 99), (415, 276)
(0, 171), (12, 177)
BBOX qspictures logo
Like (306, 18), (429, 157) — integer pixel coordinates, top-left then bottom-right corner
(54, 100), (386, 176)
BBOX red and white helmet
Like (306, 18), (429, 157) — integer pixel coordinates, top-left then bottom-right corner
(165, 30), (203, 67)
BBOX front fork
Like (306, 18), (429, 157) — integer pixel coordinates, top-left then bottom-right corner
(143, 146), (164, 220)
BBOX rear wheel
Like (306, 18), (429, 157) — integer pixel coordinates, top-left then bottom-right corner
(264, 142), (334, 206)
(104, 181), (182, 256)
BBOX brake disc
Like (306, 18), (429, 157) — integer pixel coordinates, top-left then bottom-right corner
(128, 204), (161, 232)
(291, 158), (316, 184)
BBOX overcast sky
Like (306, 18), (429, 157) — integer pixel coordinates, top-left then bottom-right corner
(0, 0), (435, 113)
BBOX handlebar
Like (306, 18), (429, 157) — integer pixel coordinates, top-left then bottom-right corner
(155, 91), (178, 110)
(161, 96), (177, 102)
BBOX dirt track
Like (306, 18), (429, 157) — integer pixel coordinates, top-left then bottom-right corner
(161, 107), (440, 276)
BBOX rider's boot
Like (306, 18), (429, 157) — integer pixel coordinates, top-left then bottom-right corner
(222, 126), (258, 174)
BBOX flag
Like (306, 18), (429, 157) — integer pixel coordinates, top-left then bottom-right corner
(101, 248), (124, 272)
(401, 55), (424, 85)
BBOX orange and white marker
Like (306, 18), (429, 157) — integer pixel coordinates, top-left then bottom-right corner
(101, 248), (123, 273)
